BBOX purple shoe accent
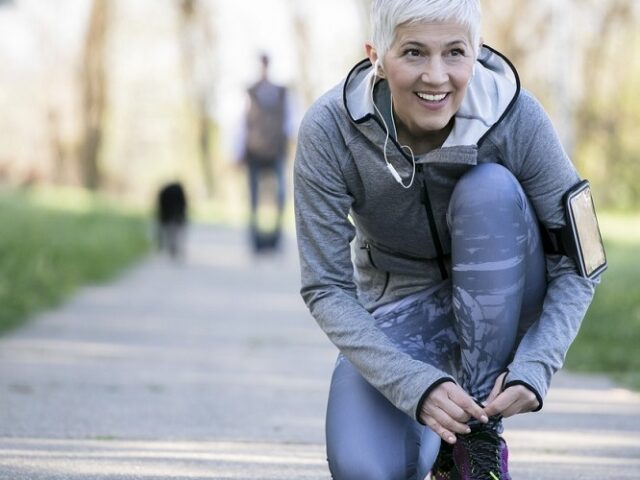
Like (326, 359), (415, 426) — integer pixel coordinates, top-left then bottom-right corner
(499, 438), (509, 477)
(452, 426), (511, 480)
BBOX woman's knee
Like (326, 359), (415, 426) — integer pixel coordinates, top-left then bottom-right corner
(327, 425), (411, 480)
(458, 163), (517, 189)
(449, 163), (525, 218)
(326, 360), (412, 480)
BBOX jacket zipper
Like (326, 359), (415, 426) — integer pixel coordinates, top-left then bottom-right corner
(372, 119), (449, 280)
(417, 165), (448, 280)
(363, 88), (450, 281)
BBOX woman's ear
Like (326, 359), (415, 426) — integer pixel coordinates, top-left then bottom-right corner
(365, 42), (384, 77)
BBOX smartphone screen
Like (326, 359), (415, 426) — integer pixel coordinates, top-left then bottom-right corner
(568, 184), (607, 278)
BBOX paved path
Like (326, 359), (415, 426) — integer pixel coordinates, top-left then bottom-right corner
(0, 225), (639, 479)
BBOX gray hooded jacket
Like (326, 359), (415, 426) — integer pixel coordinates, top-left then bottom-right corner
(294, 45), (597, 421)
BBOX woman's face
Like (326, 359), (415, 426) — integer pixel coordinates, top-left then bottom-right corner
(377, 22), (476, 148)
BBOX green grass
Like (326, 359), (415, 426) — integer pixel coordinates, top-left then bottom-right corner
(2, 187), (638, 390)
(0, 188), (150, 334)
(564, 212), (640, 390)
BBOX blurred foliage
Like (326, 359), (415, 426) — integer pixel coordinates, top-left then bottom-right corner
(565, 213), (640, 389)
(1, 0), (636, 210)
(0, 188), (150, 333)
(483, 0), (640, 210)
(574, 28), (640, 210)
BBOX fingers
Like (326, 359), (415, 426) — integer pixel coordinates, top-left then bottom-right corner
(484, 385), (539, 418)
(447, 387), (489, 424)
(485, 372), (507, 404)
(423, 410), (465, 445)
(419, 382), (488, 444)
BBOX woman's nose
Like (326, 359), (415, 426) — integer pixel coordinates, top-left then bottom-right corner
(421, 58), (447, 84)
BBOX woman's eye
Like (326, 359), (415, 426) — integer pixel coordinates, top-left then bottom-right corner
(450, 48), (466, 57)
(404, 48), (421, 57)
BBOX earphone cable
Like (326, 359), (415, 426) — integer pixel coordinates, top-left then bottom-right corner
(370, 72), (416, 189)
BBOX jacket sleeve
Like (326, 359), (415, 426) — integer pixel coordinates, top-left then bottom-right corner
(293, 106), (453, 420)
(497, 91), (599, 408)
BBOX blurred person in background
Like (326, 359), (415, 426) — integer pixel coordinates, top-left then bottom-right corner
(294, 0), (604, 479)
(236, 53), (294, 254)
(156, 181), (188, 259)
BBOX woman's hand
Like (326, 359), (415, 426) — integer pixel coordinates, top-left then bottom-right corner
(483, 372), (540, 418)
(419, 382), (488, 445)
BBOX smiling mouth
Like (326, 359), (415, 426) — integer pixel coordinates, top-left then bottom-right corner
(415, 92), (448, 102)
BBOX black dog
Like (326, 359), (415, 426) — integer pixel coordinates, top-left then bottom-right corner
(156, 182), (187, 258)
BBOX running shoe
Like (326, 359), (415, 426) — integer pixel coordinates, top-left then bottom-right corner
(452, 424), (511, 480)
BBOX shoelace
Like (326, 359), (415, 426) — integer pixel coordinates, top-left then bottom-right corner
(460, 429), (502, 479)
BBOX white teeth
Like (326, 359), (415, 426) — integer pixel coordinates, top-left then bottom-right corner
(416, 92), (447, 101)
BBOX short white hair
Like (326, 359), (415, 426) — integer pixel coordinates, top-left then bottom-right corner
(371, 0), (482, 61)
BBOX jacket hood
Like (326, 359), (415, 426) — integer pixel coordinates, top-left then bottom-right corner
(343, 45), (520, 149)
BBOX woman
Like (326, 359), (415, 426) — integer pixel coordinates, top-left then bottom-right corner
(294, 1), (602, 478)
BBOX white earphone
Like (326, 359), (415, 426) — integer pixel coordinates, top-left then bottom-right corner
(371, 59), (416, 189)
(468, 62), (476, 86)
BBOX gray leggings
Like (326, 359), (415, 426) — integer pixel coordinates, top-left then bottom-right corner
(326, 164), (547, 480)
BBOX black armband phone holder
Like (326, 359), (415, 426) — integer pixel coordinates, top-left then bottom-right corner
(540, 180), (607, 279)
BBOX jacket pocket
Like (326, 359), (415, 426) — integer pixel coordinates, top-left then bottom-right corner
(361, 241), (378, 269)
(364, 238), (437, 277)
(354, 240), (390, 302)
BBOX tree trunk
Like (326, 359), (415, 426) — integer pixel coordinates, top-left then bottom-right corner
(177, 0), (217, 197)
(80, 0), (109, 190)
(288, 1), (315, 107)
(47, 109), (66, 184)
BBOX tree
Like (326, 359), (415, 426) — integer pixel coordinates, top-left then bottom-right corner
(572, 0), (640, 208)
(287, 1), (315, 108)
(483, 0), (640, 208)
(80, 0), (110, 190)
(176, 0), (218, 197)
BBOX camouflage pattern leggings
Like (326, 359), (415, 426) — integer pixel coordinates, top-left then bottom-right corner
(326, 163), (547, 480)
